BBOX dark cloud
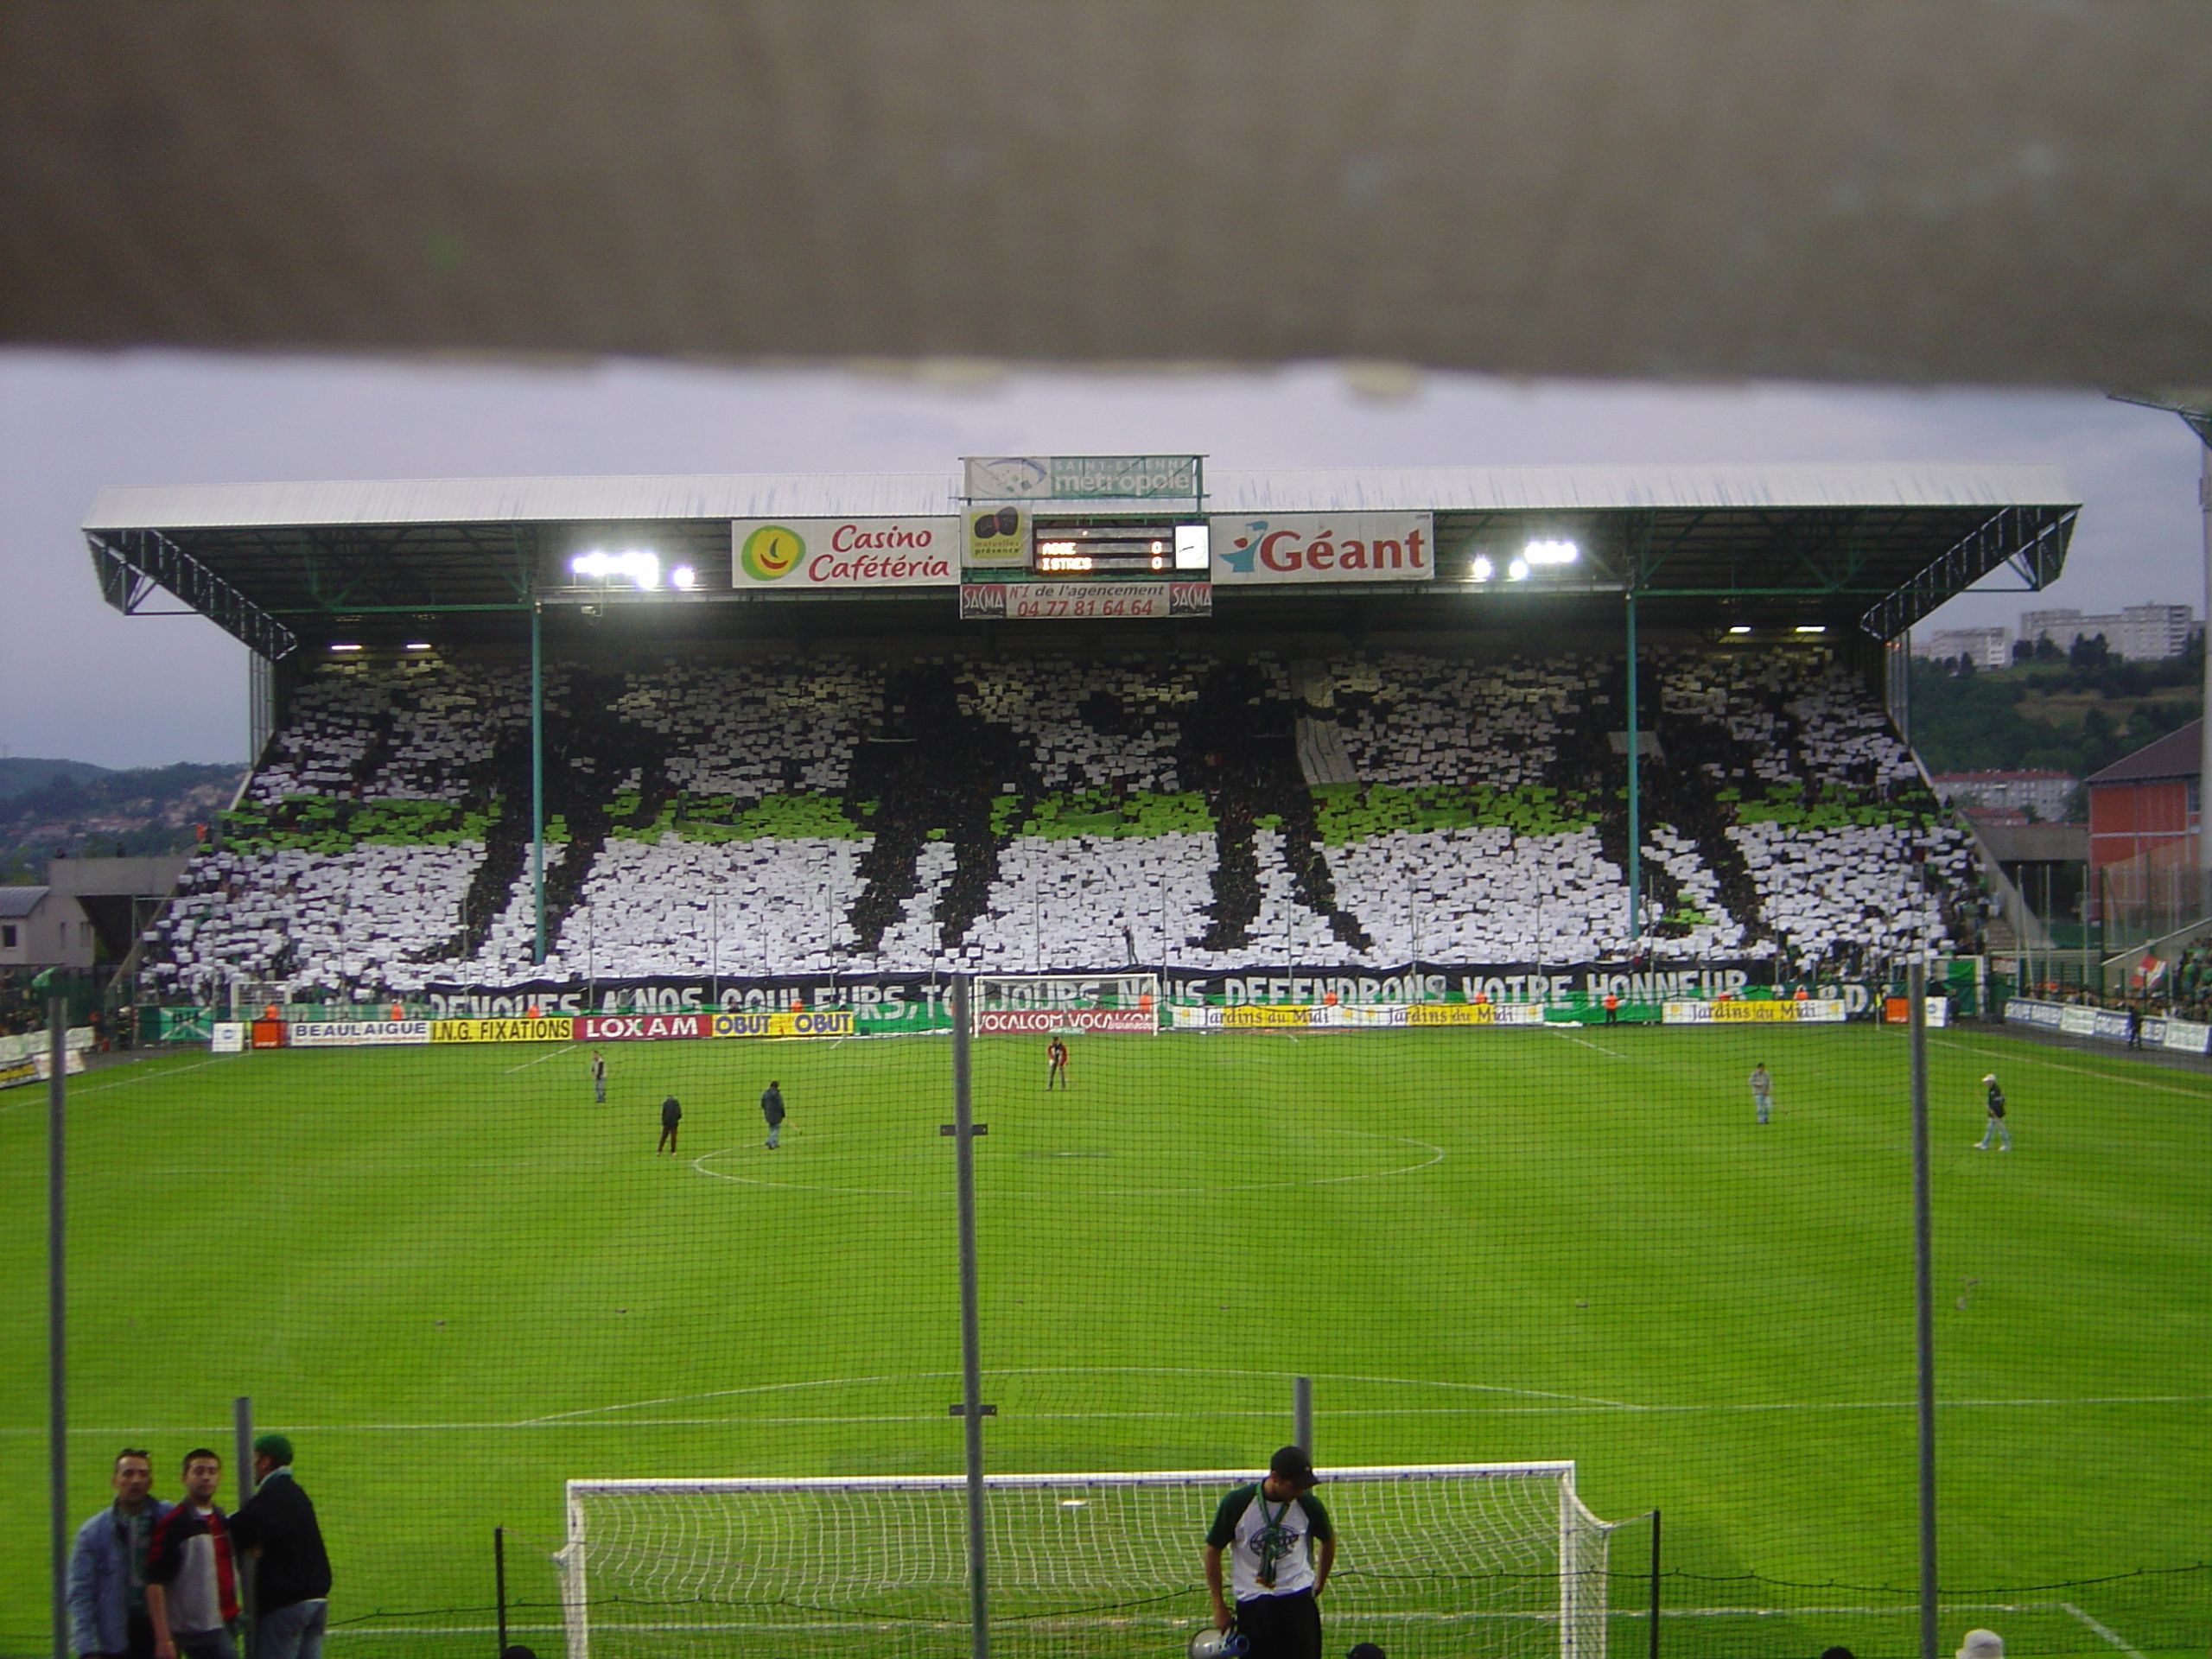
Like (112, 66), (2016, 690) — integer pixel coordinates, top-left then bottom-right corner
(1, 350), (2201, 768)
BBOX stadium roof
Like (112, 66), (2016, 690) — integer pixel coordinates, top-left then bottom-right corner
(4, 6), (2209, 389)
(83, 462), (2077, 659)
(2087, 720), (2202, 787)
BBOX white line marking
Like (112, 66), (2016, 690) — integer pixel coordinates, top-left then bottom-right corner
(1935, 1036), (2212, 1099)
(505, 1042), (582, 1074)
(67, 1057), (231, 1095)
(2061, 1601), (2149, 1656)
(1548, 1028), (1628, 1057)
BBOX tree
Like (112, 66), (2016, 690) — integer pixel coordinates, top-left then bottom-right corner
(2012, 638), (2034, 664)
(2069, 631), (2111, 670)
(2034, 632), (2064, 663)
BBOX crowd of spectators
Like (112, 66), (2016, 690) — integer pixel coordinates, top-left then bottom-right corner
(133, 640), (1991, 995)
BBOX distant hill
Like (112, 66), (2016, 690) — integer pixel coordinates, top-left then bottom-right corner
(0, 760), (245, 882)
(0, 757), (118, 799)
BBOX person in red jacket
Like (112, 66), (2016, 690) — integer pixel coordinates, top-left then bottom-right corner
(144, 1448), (238, 1659)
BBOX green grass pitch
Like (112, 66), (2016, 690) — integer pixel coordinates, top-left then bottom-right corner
(2, 1023), (2205, 1656)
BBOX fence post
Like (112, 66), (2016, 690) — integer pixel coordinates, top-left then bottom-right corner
(233, 1396), (257, 1657)
(48, 999), (66, 1659)
(1910, 962), (1937, 1659)
(1647, 1508), (1662, 1659)
(1292, 1376), (1312, 1461)
(495, 1525), (509, 1656)
(950, 976), (989, 1659)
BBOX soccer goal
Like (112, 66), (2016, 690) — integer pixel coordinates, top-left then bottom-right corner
(969, 971), (1161, 1037)
(560, 1462), (1616, 1658)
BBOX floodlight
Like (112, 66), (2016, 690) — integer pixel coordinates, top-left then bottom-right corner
(670, 565), (697, 590)
(569, 548), (663, 589)
(1466, 555), (1494, 582)
(1727, 626), (1751, 635)
(1173, 523), (1209, 569)
(404, 641), (434, 652)
(1508, 557), (1529, 582)
(1523, 537), (1580, 566)
(1795, 624), (1827, 634)
(328, 642), (363, 653)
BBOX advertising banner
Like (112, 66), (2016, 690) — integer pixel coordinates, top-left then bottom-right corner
(959, 582), (1211, 621)
(732, 518), (958, 590)
(1714, 1000), (1799, 1023)
(2003, 998), (2064, 1030)
(0, 1049), (87, 1090)
(289, 1020), (434, 1048)
(431, 1016), (576, 1044)
(579, 1014), (713, 1042)
(713, 1009), (854, 1039)
(963, 505), (1029, 569)
(964, 454), (1201, 501)
(1407, 1002), (1541, 1027)
(1210, 513), (1434, 584)
(212, 1023), (246, 1054)
(2058, 1005), (2099, 1037)
(2162, 1018), (2210, 1055)
(974, 1007), (1154, 1035)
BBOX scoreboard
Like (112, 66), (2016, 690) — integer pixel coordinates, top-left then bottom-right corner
(961, 461), (1212, 620)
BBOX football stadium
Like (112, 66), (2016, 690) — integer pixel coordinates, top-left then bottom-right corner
(8, 456), (2209, 1657)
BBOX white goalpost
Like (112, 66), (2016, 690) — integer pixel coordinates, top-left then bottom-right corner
(969, 971), (1162, 1037)
(559, 1461), (1616, 1658)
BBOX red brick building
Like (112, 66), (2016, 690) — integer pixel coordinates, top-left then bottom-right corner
(2086, 719), (2201, 874)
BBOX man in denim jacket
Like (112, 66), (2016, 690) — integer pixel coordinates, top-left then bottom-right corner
(69, 1447), (171, 1658)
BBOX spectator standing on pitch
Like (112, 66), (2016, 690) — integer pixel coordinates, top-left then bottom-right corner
(590, 1048), (607, 1103)
(761, 1079), (785, 1150)
(68, 1446), (170, 1659)
(1749, 1061), (1773, 1125)
(225, 1434), (330, 1659)
(1975, 1074), (2011, 1151)
(1046, 1035), (1069, 1090)
(1955, 1630), (2003, 1659)
(658, 1093), (682, 1155)
(144, 1447), (238, 1659)
(1202, 1446), (1335, 1659)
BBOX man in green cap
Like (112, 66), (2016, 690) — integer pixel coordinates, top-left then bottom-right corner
(224, 1434), (331, 1659)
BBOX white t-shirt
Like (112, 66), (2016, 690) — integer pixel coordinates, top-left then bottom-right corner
(1206, 1483), (1333, 1599)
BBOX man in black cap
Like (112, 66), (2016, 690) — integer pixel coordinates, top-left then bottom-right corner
(224, 1434), (331, 1659)
(1202, 1446), (1335, 1659)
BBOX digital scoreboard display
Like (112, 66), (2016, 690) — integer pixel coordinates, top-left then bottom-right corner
(1028, 518), (1209, 579)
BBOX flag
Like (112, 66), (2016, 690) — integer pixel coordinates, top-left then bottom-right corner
(2140, 953), (2167, 988)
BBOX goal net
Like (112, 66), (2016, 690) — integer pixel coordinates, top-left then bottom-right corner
(970, 971), (1161, 1037)
(559, 1462), (1615, 1659)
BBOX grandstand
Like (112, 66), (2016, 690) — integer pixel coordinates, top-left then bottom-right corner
(87, 462), (2067, 1007)
(30, 457), (2210, 1659)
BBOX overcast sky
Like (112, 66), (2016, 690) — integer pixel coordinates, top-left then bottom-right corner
(1, 348), (2204, 771)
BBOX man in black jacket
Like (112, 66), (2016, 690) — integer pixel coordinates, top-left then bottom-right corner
(225, 1435), (330, 1659)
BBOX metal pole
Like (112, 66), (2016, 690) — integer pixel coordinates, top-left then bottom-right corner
(1910, 960), (1937, 1659)
(233, 1396), (257, 1659)
(1647, 1508), (1662, 1659)
(531, 599), (545, 964)
(1624, 593), (1642, 950)
(951, 976), (989, 1659)
(495, 1526), (510, 1656)
(48, 998), (66, 1659)
(1292, 1376), (1313, 1459)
